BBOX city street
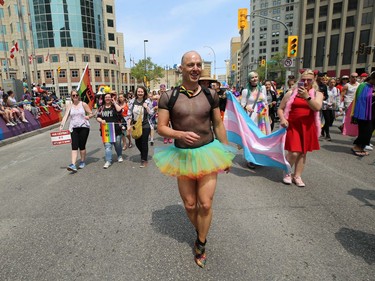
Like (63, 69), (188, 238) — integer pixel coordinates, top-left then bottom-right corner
(0, 121), (374, 281)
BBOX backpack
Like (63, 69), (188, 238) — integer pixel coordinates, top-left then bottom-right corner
(167, 86), (215, 115)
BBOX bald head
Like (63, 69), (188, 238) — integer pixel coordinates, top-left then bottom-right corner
(181, 51), (202, 65)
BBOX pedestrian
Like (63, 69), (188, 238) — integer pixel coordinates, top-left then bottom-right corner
(241, 71), (271, 169)
(264, 80), (278, 131)
(340, 73), (359, 132)
(117, 92), (133, 150)
(321, 78), (340, 141)
(60, 90), (93, 172)
(277, 69), (323, 187)
(154, 51), (235, 268)
(350, 71), (375, 156)
(127, 86), (154, 168)
(211, 81), (227, 120)
(96, 92), (124, 169)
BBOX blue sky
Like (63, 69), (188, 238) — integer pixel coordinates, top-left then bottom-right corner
(115, 0), (249, 75)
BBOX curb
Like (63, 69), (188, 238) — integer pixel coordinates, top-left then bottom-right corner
(0, 123), (60, 147)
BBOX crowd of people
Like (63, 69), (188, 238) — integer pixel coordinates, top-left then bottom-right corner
(55, 50), (375, 269)
(0, 82), (63, 127)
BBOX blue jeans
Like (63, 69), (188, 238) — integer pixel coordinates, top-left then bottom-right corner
(104, 135), (122, 162)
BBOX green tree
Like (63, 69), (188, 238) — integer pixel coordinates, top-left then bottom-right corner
(130, 57), (164, 88)
(256, 45), (287, 86)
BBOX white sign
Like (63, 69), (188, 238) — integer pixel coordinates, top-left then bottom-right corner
(50, 130), (71, 145)
(284, 58), (294, 67)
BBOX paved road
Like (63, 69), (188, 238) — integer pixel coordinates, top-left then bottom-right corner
(0, 121), (374, 281)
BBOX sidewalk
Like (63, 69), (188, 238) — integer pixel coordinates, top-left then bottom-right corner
(0, 123), (60, 147)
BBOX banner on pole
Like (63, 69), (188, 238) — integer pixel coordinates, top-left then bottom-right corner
(50, 130), (71, 145)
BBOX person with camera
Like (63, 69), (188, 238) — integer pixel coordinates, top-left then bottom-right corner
(96, 92), (123, 169)
(277, 69), (323, 187)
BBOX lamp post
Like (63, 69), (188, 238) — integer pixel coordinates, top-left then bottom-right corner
(204, 46), (216, 79)
(143, 39), (148, 86)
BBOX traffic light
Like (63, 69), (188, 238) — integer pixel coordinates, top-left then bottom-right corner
(57, 66), (61, 74)
(238, 8), (248, 30)
(287, 35), (298, 58)
(365, 46), (372, 55)
(358, 43), (365, 55)
(52, 77), (55, 84)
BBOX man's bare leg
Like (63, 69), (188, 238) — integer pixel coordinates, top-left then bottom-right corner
(178, 176), (198, 230)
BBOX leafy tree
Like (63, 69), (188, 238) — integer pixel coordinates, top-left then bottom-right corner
(256, 45), (288, 87)
(130, 57), (164, 88)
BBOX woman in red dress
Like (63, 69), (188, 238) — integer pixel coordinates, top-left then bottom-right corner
(277, 69), (323, 187)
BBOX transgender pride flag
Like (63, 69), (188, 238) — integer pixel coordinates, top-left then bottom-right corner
(224, 93), (291, 172)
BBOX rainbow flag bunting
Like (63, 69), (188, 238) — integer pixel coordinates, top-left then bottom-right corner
(224, 92), (291, 172)
(101, 123), (116, 143)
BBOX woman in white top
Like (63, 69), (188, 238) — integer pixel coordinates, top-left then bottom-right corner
(60, 90), (93, 172)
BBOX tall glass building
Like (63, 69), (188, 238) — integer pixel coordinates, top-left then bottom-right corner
(1, 0), (129, 97)
(29, 0), (105, 50)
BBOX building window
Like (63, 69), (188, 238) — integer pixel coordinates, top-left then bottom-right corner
(260, 34), (267, 39)
(272, 32), (279, 37)
(272, 39), (279, 44)
(346, 16), (355, 27)
(109, 46), (116, 55)
(111, 70), (115, 77)
(95, 55), (101, 63)
(333, 2), (342, 13)
(332, 19), (341, 30)
(68, 55), (75, 62)
(319, 6), (328, 17)
(306, 8), (314, 19)
(328, 34), (339, 66)
(363, 0), (374, 8)
(362, 12), (372, 25)
(83, 54), (90, 62)
(71, 70), (79, 77)
(348, 0), (357, 10)
(37, 71), (40, 79)
(273, 8), (280, 14)
(286, 5), (294, 12)
(46, 71), (52, 78)
(51, 54), (59, 63)
(107, 19), (114, 27)
(343, 32), (354, 65)
(315, 37), (325, 67)
(260, 26), (267, 31)
(272, 24), (280, 30)
(358, 29), (370, 64)
(104, 56), (108, 63)
(303, 38), (312, 68)
(104, 70), (109, 77)
(95, 69), (101, 77)
(318, 21), (326, 32)
(106, 5), (113, 13)
(307, 0), (314, 3)
(59, 70), (66, 78)
(108, 33), (115, 41)
(285, 14), (294, 20)
(271, 47), (279, 52)
(37, 56), (43, 64)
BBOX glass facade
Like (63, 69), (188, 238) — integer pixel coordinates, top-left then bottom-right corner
(29, 0), (105, 50)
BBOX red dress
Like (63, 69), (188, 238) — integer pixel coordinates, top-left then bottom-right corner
(285, 96), (320, 153)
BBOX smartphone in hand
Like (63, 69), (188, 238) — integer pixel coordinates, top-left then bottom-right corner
(298, 81), (304, 88)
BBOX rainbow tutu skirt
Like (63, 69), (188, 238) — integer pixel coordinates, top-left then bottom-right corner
(153, 139), (236, 179)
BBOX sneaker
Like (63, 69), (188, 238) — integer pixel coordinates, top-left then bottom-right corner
(364, 145), (373, 151)
(292, 176), (305, 187)
(118, 156), (124, 163)
(163, 138), (168, 144)
(103, 161), (111, 169)
(78, 161), (85, 169)
(140, 161), (147, 168)
(283, 173), (292, 184)
(370, 143), (374, 147)
(22, 119), (29, 123)
(6, 122), (13, 126)
(168, 138), (173, 143)
(67, 164), (77, 172)
(247, 162), (256, 169)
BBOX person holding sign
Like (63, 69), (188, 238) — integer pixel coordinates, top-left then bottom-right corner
(60, 90), (93, 172)
(96, 93), (124, 169)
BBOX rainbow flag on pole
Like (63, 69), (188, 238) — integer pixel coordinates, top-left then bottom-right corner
(101, 123), (116, 143)
(77, 63), (95, 109)
(224, 93), (291, 172)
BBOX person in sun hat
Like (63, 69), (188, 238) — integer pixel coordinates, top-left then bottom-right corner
(198, 68), (217, 89)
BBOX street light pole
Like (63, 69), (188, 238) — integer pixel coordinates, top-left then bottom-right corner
(143, 39), (148, 86)
(204, 46), (216, 79)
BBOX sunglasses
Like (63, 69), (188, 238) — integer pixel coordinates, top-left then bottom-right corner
(71, 94), (79, 97)
(300, 79), (313, 83)
(351, 76), (358, 78)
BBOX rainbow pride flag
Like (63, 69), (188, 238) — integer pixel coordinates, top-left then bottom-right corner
(77, 63), (95, 110)
(101, 123), (116, 143)
(224, 93), (291, 172)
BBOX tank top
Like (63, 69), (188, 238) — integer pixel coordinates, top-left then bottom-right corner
(69, 102), (90, 131)
(345, 83), (358, 106)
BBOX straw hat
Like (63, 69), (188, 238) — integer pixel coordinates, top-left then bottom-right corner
(199, 68), (217, 82)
